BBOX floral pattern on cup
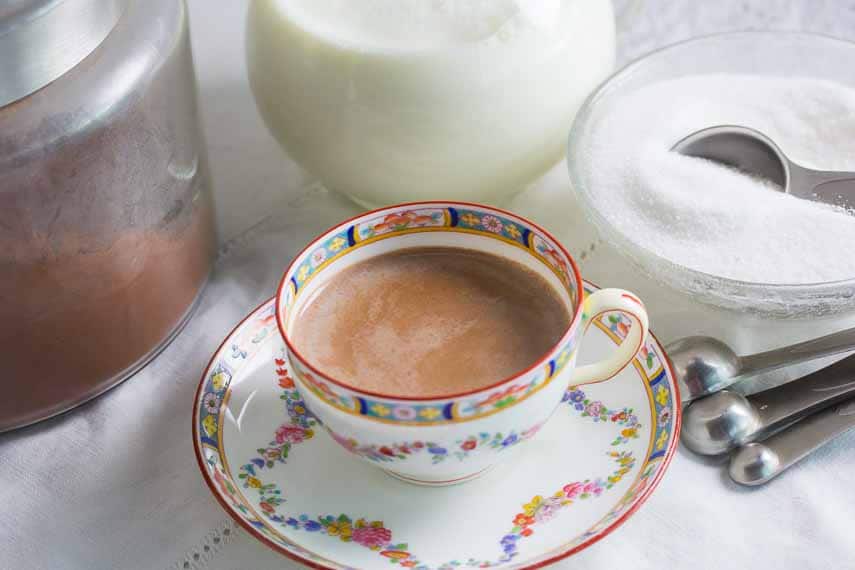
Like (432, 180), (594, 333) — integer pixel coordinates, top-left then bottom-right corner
(277, 204), (583, 428)
(284, 205), (576, 297)
(289, 361), (356, 412)
(238, 352), (647, 507)
(285, 337), (578, 427)
(530, 233), (572, 286)
(322, 380), (648, 467)
(326, 423), (544, 466)
(356, 209), (447, 241)
(593, 311), (664, 378)
(456, 209), (530, 248)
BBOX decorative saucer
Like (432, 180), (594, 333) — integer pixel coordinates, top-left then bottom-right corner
(193, 282), (681, 569)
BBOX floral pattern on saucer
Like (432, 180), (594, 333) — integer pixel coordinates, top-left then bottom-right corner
(236, 358), (643, 568)
(263, 448), (636, 569)
(193, 284), (681, 569)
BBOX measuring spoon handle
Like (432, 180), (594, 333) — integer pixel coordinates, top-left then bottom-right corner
(749, 354), (855, 430)
(729, 398), (855, 485)
(788, 163), (855, 207)
(739, 326), (855, 377)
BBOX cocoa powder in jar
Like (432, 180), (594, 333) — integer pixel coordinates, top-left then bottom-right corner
(0, 0), (216, 430)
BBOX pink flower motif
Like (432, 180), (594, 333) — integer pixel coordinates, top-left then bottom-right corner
(202, 393), (221, 414)
(480, 215), (504, 233)
(658, 406), (672, 427)
(310, 248), (327, 267)
(275, 424), (308, 444)
(352, 525), (392, 549)
(585, 401), (604, 417)
(582, 481), (604, 496)
(370, 211), (438, 235)
(563, 482), (583, 499)
(392, 406), (417, 420)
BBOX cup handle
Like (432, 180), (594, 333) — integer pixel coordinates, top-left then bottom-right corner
(571, 288), (649, 386)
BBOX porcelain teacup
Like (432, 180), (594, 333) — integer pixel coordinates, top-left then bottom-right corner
(275, 201), (649, 485)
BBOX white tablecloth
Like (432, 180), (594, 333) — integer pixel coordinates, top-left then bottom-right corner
(4, 2), (855, 569)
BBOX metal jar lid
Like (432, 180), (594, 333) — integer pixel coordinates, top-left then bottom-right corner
(0, 0), (126, 108)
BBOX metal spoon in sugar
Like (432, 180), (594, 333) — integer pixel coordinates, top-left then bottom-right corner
(672, 124), (855, 210)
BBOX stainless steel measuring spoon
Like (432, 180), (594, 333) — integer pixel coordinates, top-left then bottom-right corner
(729, 397), (855, 486)
(681, 353), (855, 455)
(668, 328), (855, 402)
(673, 124), (855, 210)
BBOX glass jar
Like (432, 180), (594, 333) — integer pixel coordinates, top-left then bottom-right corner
(0, 0), (216, 431)
(246, 0), (619, 207)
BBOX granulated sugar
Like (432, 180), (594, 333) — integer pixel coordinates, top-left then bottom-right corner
(584, 74), (855, 284)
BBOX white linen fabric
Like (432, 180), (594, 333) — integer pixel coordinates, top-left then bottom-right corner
(3, 1), (855, 569)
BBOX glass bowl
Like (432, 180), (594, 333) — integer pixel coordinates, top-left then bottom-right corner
(568, 31), (855, 319)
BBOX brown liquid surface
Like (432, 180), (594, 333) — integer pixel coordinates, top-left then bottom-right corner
(292, 247), (571, 397)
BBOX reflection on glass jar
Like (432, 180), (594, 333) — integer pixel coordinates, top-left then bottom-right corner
(0, 0), (216, 431)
